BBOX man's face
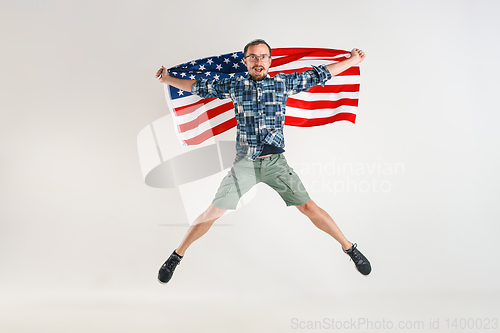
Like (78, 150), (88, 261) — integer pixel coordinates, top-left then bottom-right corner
(243, 43), (272, 81)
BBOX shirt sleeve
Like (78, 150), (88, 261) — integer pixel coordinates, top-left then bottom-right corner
(284, 64), (332, 95)
(191, 77), (232, 99)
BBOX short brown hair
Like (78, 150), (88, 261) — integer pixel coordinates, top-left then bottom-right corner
(244, 39), (271, 56)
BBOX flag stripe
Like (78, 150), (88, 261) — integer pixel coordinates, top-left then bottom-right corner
(183, 118), (237, 145)
(306, 84), (360, 93)
(270, 58), (351, 71)
(285, 112), (356, 126)
(271, 56), (350, 68)
(179, 103), (236, 138)
(287, 91), (359, 101)
(174, 97), (216, 116)
(269, 66), (359, 76)
(271, 47), (350, 56)
(286, 105), (359, 119)
(172, 94), (201, 108)
(286, 98), (359, 110)
(176, 99), (233, 124)
(178, 102), (234, 133)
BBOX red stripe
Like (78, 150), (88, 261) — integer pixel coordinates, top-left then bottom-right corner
(174, 97), (217, 116)
(271, 47), (349, 58)
(269, 66), (359, 76)
(306, 84), (360, 93)
(271, 55), (350, 67)
(270, 48), (350, 68)
(183, 118), (237, 145)
(285, 112), (356, 127)
(286, 98), (358, 110)
(273, 56), (350, 62)
(178, 102), (234, 133)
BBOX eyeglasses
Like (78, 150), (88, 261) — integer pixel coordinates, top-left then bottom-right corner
(245, 54), (271, 62)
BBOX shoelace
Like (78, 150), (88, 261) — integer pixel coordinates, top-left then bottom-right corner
(164, 256), (181, 271)
(347, 243), (364, 265)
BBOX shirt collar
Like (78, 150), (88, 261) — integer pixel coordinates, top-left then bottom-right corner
(244, 73), (271, 81)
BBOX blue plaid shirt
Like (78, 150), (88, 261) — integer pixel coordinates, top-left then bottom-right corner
(191, 64), (332, 160)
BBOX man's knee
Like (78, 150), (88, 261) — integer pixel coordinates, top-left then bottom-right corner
(296, 199), (318, 215)
(205, 204), (226, 221)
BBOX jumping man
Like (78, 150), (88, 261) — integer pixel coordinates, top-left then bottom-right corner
(155, 39), (371, 284)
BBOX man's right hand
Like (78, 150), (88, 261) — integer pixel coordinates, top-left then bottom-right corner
(155, 65), (197, 92)
(156, 66), (168, 83)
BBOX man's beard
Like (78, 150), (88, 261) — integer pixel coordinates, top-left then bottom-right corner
(251, 66), (267, 80)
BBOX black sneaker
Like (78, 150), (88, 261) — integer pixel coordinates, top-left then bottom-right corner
(343, 243), (371, 276)
(158, 250), (183, 284)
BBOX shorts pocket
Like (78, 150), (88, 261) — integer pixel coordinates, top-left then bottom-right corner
(223, 171), (238, 194)
(276, 168), (295, 194)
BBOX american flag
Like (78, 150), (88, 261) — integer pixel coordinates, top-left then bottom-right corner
(164, 47), (360, 146)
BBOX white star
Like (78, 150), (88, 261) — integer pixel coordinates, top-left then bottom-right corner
(178, 90), (184, 96)
(206, 59), (213, 65)
(190, 74), (196, 80)
(214, 74), (220, 80)
(232, 53), (239, 58)
(199, 65), (206, 70)
(190, 61), (197, 65)
(232, 63), (239, 69)
(180, 72), (186, 77)
(229, 73), (235, 78)
(205, 72), (211, 76)
(224, 58), (230, 63)
(172, 71), (178, 76)
(216, 64), (223, 71)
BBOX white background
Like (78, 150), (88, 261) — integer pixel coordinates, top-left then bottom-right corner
(1, 0), (499, 332)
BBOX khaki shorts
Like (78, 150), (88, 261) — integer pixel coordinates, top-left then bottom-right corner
(212, 153), (310, 210)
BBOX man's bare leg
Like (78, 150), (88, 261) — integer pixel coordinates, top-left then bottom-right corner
(296, 198), (372, 275)
(296, 199), (352, 250)
(175, 203), (227, 256)
(158, 204), (227, 283)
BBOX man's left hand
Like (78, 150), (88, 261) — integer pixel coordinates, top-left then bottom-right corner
(350, 48), (366, 64)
